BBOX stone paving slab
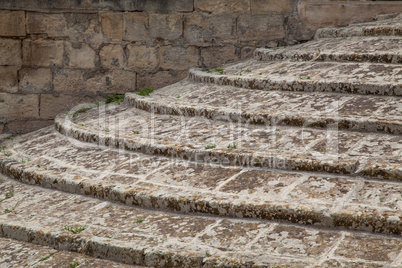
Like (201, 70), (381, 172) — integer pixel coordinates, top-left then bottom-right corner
(254, 36), (402, 64)
(189, 60), (402, 96)
(315, 14), (402, 38)
(54, 103), (402, 180)
(0, 237), (144, 267)
(0, 127), (401, 235)
(0, 174), (401, 267)
(126, 79), (402, 134)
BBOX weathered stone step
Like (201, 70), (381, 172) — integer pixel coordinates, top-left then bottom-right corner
(0, 237), (142, 267)
(126, 79), (402, 135)
(1, 174), (402, 267)
(189, 60), (402, 96)
(254, 36), (402, 64)
(1, 127), (401, 235)
(54, 104), (402, 181)
(315, 13), (402, 38)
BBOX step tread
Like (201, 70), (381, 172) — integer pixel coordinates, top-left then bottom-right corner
(55, 103), (402, 180)
(254, 36), (402, 64)
(1, 128), (401, 235)
(315, 14), (402, 38)
(126, 79), (402, 134)
(1, 174), (401, 267)
(0, 237), (141, 267)
(189, 60), (402, 96)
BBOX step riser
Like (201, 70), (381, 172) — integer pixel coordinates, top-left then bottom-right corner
(54, 116), (402, 181)
(189, 70), (402, 97)
(0, 223), (203, 267)
(316, 26), (402, 39)
(1, 159), (400, 236)
(254, 51), (402, 65)
(127, 95), (402, 135)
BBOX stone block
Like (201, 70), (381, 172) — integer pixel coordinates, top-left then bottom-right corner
(137, 70), (187, 90)
(241, 46), (255, 60)
(0, 10), (25, 37)
(53, 69), (85, 93)
(0, 67), (19, 93)
(123, 13), (149, 42)
(0, 39), (22, 66)
(135, 0), (194, 13)
(85, 69), (136, 94)
(184, 13), (237, 46)
(65, 42), (96, 69)
(160, 46), (199, 70)
(194, 0), (249, 13)
(0, 93), (39, 119)
(201, 46), (239, 68)
(22, 39), (64, 67)
(149, 14), (183, 41)
(26, 12), (68, 37)
(100, 44), (125, 69)
(19, 68), (52, 93)
(64, 13), (104, 49)
(237, 15), (286, 41)
(40, 94), (97, 119)
(250, 0), (294, 14)
(100, 12), (123, 41)
(6, 119), (53, 134)
(127, 45), (159, 72)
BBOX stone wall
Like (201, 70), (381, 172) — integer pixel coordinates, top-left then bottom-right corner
(0, 0), (401, 133)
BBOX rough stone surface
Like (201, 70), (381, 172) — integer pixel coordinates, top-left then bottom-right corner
(148, 14), (183, 41)
(85, 69), (136, 94)
(99, 44), (125, 69)
(237, 15), (286, 42)
(53, 69), (85, 93)
(0, 93), (39, 120)
(0, 38), (22, 66)
(0, 10), (25, 36)
(26, 12), (68, 37)
(160, 46), (199, 70)
(0, 173), (401, 267)
(22, 39), (64, 67)
(194, 0), (249, 13)
(0, 67), (19, 93)
(123, 13), (149, 42)
(250, 0), (294, 14)
(65, 42), (96, 69)
(100, 12), (123, 41)
(19, 68), (52, 93)
(127, 45), (159, 72)
(39, 94), (97, 119)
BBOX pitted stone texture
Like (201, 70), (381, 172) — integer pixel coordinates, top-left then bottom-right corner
(126, 79), (402, 135)
(55, 103), (402, 181)
(0, 175), (401, 267)
(0, 237), (142, 267)
(0, 127), (401, 234)
(254, 36), (402, 64)
(315, 14), (402, 38)
(189, 60), (402, 96)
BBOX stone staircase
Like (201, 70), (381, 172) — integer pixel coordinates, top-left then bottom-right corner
(0, 15), (401, 267)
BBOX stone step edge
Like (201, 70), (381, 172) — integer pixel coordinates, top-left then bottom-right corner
(253, 47), (402, 65)
(0, 157), (400, 236)
(0, 221), (207, 267)
(315, 25), (402, 39)
(188, 69), (402, 97)
(55, 115), (401, 181)
(125, 93), (402, 135)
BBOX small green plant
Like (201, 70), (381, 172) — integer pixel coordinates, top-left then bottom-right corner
(69, 261), (80, 267)
(205, 144), (216, 150)
(207, 68), (225, 75)
(205, 251), (211, 257)
(21, 159), (26, 163)
(299, 76), (311, 80)
(104, 128), (110, 133)
(259, 73), (262, 75)
(105, 93), (125, 104)
(227, 143), (237, 149)
(4, 201), (18, 214)
(245, 69), (251, 72)
(136, 219), (144, 223)
(7, 136), (13, 140)
(137, 87), (154, 96)
(1, 146), (12, 157)
(79, 123), (85, 127)
(3, 152), (12, 157)
(132, 130), (140, 134)
(63, 226), (87, 234)
(176, 95), (181, 98)
(39, 252), (55, 262)
(72, 107), (92, 117)
(0, 191), (14, 203)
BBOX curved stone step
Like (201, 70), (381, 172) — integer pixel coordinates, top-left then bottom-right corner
(254, 36), (402, 64)
(126, 79), (402, 135)
(189, 60), (402, 96)
(0, 237), (141, 268)
(315, 14), (402, 38)
(1, 174), (401, 267)
(0, 128), (401, 236)
(54, 103), (401, 181)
